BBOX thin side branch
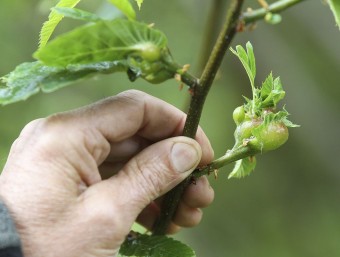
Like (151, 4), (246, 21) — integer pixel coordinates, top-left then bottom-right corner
(242, 0), (306, 24)
(192, 146), (259, 179)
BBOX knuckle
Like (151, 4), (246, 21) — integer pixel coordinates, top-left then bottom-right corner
(117, 89), (147, 100)
(20, 118), (45, 137)
(20, 115), (68, 157)
(114, 90), (148, 108)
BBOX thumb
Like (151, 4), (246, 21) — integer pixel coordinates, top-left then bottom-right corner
(81, 137), (201, 238)
(117, 137), (202, 210)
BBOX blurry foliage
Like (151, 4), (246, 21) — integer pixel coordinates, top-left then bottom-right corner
(0, 0), (340, 256)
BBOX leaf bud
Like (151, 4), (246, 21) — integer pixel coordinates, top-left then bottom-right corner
(232, 105), (245, 125)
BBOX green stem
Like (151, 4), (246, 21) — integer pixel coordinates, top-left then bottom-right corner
(152, 0), (244, 236)
(164, 60), (199, 88)
(192, 146), (259, 179)
(242, 0), (306, 24)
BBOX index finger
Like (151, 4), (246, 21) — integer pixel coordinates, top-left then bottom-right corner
(68, 90), (214, 164)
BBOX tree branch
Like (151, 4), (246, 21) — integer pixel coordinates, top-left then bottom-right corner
(196, 0), (225, 73)
(242, 0), (306, 24)
(152, 0), (245, 236)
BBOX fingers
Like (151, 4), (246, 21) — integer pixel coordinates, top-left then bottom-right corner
(62, 89), (213, 164)
(172, 176), (214, 228)
(181, 176), (214, 208)
(136, 176), (214, 232)
(172, 202), (203, 228)
(14, 90), (213, 186)
(67, 89), (186, 142)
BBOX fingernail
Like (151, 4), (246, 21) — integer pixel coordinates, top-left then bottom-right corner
(171, 142), (200, 173)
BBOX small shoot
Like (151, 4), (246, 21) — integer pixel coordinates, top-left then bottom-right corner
(228, 42), (298, 179)
(230, 42), (257, 115)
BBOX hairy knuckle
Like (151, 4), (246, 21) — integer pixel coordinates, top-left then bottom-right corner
(20, 118), (45, 136)
(117, 89), (147, 102)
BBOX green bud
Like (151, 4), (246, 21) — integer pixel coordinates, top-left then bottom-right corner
(137, 43), (162, 62)
(232, 106), (245, 125)
(234, 119), (261, 146)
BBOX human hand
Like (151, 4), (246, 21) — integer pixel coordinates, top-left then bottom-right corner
(0, 90), (214, 257)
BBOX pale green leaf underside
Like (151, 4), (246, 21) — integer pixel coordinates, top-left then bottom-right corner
(34, 19), (167, 67)
(0, 61), (126, 105)
(228, 157), (256, 179)
(107, 0), (136, 20)
(329, 0), (340, 30)
(119, 233), (196, 257)
(52, 7), (101, 22)
(39, 0), (82, 48)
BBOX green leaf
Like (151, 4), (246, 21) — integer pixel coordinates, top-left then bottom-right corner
(230, 41), (256, 88)
(260, 73), (285, 108)
(329, 0), (340, 30)
(246, 41), (256, 79)
(228, 157), (257, 179)
(107, 0), (136, 20)
(0, 61), (127, 105)
(52, 7), (101, 22)
(34, 19), (167, 67)
(1, 19), (176, 105)
(119, 232), (196, 257)
(39, 0), (82, 48)
(135, 0), (144, 10)
(41, 61), (127, 92)
(0, 62), (58, 105)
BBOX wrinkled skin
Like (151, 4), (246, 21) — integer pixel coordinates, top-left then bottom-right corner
(0, 90), (214, 257)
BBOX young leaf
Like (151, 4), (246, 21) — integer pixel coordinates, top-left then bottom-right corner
(230, 41), (256, 88)
(34, 19), (167, 67)
(135, 0), (144, 10)
(107, 0), (136, 20)
(228, 157), (256, 179)
(119, 232), (196, 257)
(39, 0), (82, 48)
(260, 73), (285, 108)
(246, 41), (256, 79)
(329, 0), (340, 30)
(52, 7), (101, 22)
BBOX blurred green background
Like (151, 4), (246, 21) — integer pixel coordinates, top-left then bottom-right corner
(1, 0), (340, 256)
